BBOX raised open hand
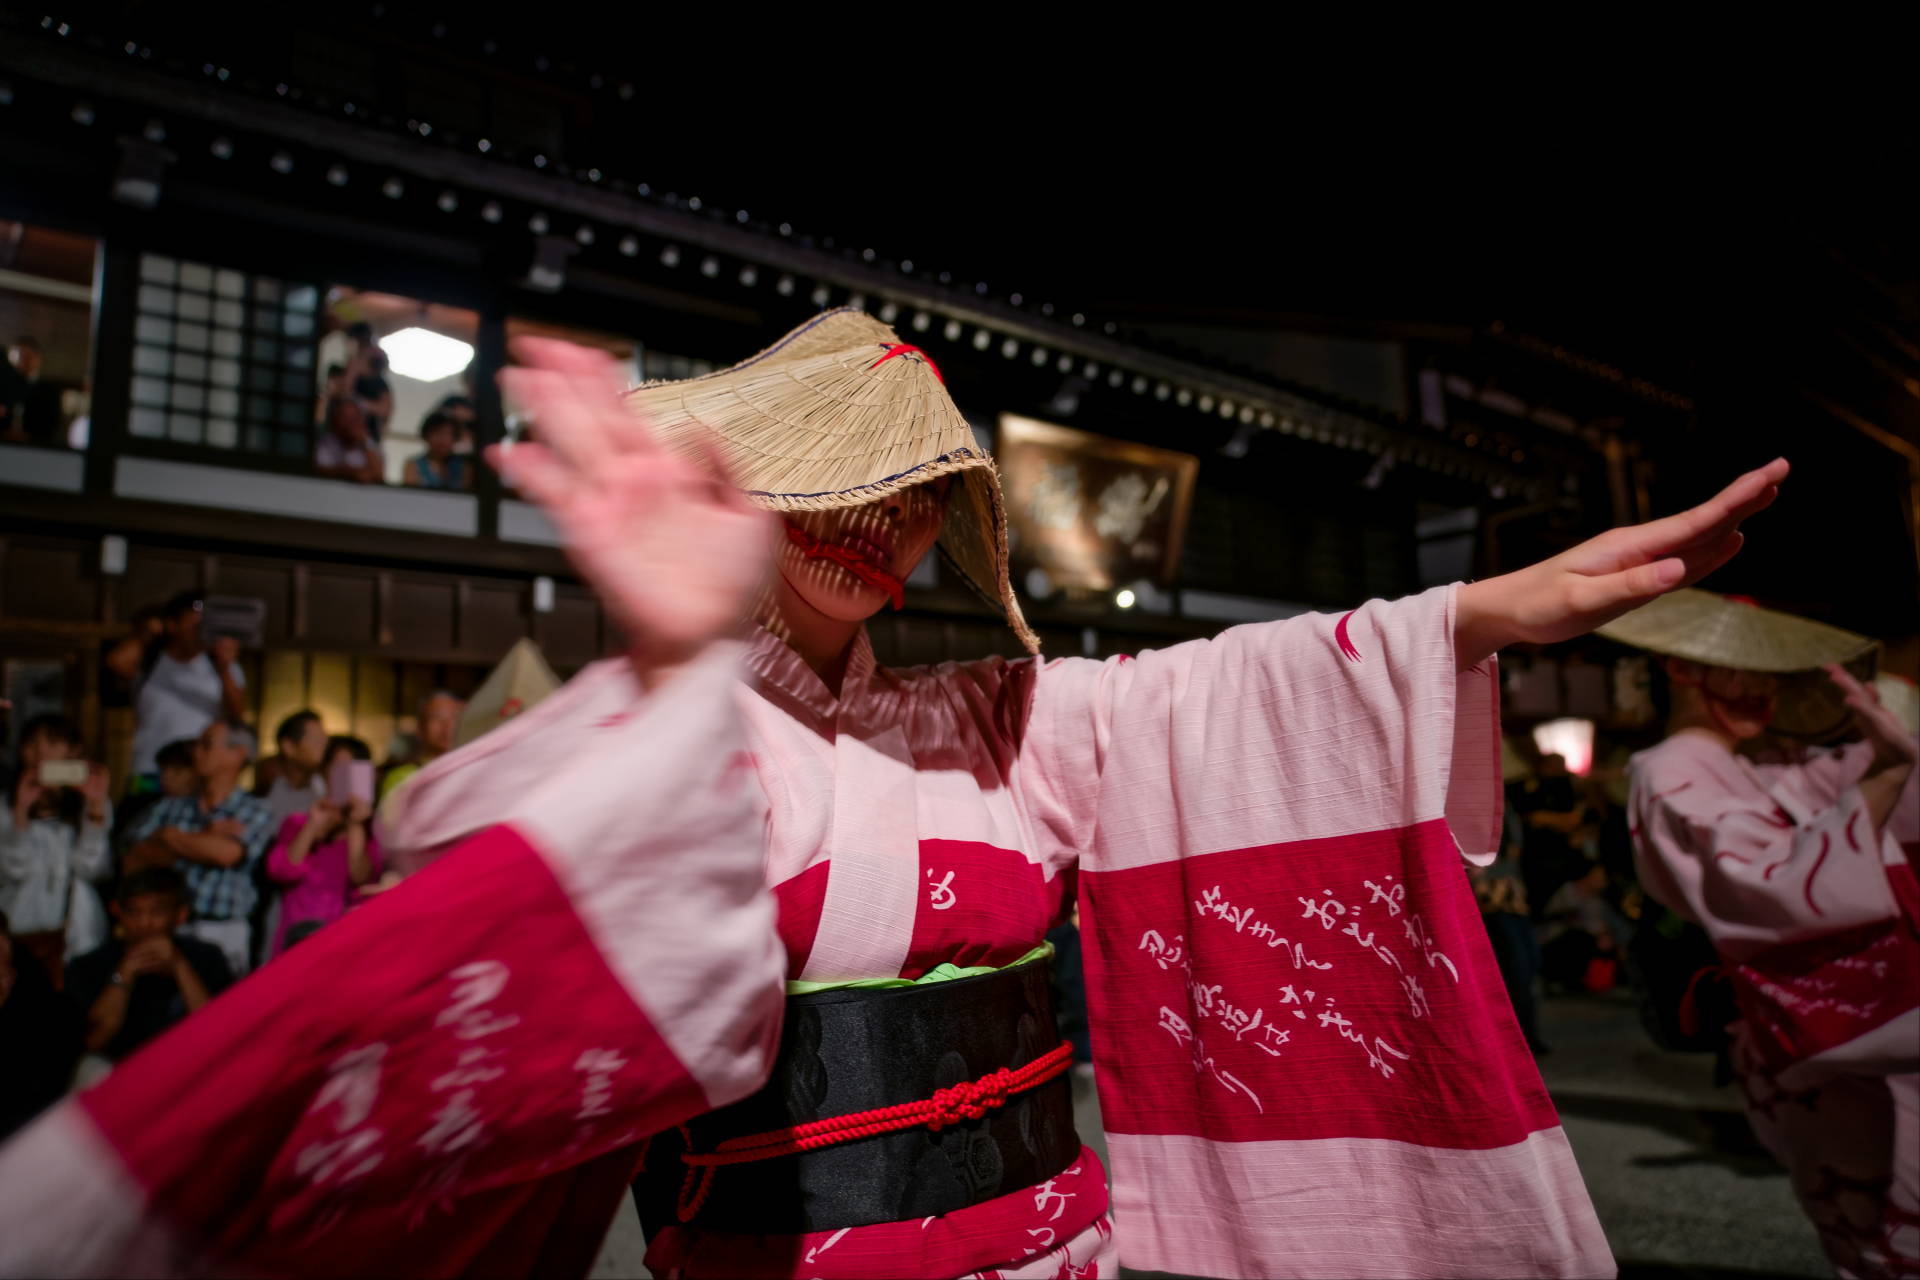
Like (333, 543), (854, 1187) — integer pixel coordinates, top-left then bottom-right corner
(1458, 459), (1789, 664)
(1825, 664), (1916, 775)
(492, 338), (772, 672)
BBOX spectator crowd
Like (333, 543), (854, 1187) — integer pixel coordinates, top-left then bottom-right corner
(0, 590), (470, 1140)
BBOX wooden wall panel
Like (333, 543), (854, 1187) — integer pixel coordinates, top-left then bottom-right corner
(307, 571), (376, 649)
(461, 582), (525, 658)
(539, 588), (600, 668)
(351, 656), (398, 764)
(211, 560), (296, 646)
(308, 653), (355, 736)
(389, 577), (456, 655)
(4, 539), (97, 622)
(122, 551), (200, 618)
(257, 650), (309, 749)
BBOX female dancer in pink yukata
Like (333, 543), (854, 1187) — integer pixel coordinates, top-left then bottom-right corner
(0, 311), (1794, 1279)
(1603, 591), (1919, 1279)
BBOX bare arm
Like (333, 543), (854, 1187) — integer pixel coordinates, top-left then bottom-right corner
(1454, 460), (1789, 670)
(161, 825), (246, 869)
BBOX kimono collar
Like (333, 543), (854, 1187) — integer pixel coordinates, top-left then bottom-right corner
(742, 624), (878, 718)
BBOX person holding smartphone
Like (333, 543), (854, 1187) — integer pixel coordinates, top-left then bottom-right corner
(260, 736), (381, 961)
(0, 715), (111, 983)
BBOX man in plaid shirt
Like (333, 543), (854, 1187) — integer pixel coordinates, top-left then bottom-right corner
(125, 720), (274, 976)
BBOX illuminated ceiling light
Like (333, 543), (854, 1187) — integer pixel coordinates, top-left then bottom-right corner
(1219, 400), (1236, 419)
(437, 191), (458, 212)
(477, 138), (492, 153)
(481, 201), (502, 223)
(1082, 361), (1099, 379)
(700, 256), (720, 278)
(383, 178), (405, 199)
(973, 329), (993, 351)
(71, 101), (95, 125)
(1152, 382), (1169, 399)
(1259, 411), (1275, 428)
(878, 301), (899, 322)
(1011, 293), (1024, 307)
(811, 284), (831, 306)
(943, 320), (963, 342)
(1058, 355), (1075, 374)
(1071, 313), (1085, 327)
(270, 150), (294, 174)
(1197, 394), (1214, 413)
(1239, 406), (1255, 424)
(774, 274), (795, 296)
(1176, 389), (1193, 407)
(900, 259), (914, 273)
(327, 165), (349, 186)
(1041, 303), (1055, 317)
(575, 225), (594, 245)
(911, 311), (931, 332)
(847, 293), (868, 311)
(739, 264), (759, 287)
(778, 222), (792, 236)
(142, 119), (165, 142)
(736, 209), (750, 223)
(660, 244), (681, 267)
(862, 248), (876, 262)
(1115, 588), (1137, 609)
(528, 211), (549, 232)
(1107, 369), (1124, 388)
(1029, 347), (1048, 366)
(619, 235), (639, 256)
(1001, 338), (1020, 359)
(1103, 321), (1118, 334)
(383, 326), (475, 382)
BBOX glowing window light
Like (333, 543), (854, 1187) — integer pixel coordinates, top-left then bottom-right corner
(1531, 717), (1595, 776)
(381, 327), (475, 383)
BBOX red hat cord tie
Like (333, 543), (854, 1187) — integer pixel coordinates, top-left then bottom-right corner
(869, 343), (945, 384)
(783, 520), (906, 610)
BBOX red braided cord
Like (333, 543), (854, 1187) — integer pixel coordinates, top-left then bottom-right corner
(683, 1040), (1074, 1170)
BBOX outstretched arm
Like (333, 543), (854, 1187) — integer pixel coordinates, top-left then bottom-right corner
(1455, 458), (1790, 669)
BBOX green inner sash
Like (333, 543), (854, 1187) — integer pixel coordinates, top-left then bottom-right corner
(785, 941), (1054, 997)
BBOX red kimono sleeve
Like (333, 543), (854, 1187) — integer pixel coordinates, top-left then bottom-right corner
(0, 645), (785, 1278)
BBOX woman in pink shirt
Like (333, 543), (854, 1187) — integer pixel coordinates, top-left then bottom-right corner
(264, 739), (381, 960)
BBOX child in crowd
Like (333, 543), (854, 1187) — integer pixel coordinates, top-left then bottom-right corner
(65, 867), (232, 1066)
(262, 737), (381, 960)
(313, 396), (384, 485)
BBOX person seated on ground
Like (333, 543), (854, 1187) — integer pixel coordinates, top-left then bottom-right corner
(0, 910), (81, 1140)
(65, 868), (232, 1066)
(0, 715), (112, 985)
(402, 411), (474, 491)
(262, 737), (381, 962)
(377, 690), (464, 801)
(112, 739), (196, 865)
(121, 721), (274, 978)
(1537, 859), (1627, 995)
(314, 396), (384, 485)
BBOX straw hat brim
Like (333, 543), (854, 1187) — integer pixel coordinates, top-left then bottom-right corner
(1595, 589), (1880, 739)
(1594, 589), (1876, 674)
(625, 309), (1039, 653)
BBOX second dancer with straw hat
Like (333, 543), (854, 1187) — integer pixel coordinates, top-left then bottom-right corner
(0, 309), (1795, 1279)
(1600, 590), (1919, 1279)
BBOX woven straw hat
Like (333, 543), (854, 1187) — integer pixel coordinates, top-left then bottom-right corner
(1596, 589), (1880, 739)
(453, 638), (562, 749)
(626, 309), (1039, 654)
(1595, 589), (1876, 673)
